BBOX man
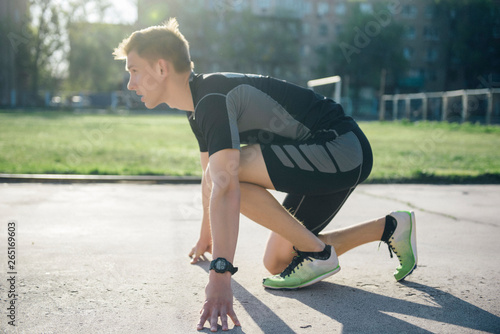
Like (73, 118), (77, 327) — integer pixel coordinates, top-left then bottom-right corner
(114, 18), (417, 332)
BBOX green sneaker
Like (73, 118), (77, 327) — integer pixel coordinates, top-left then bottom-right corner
(383, 211), (418, 281)
(262, 245), (340, 290)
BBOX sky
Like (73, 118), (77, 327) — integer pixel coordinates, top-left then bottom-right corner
(30, 0), (137, 25)
(55, 0), (138, 24)
(105, 0), (137, 24)
(32, 0), (138, 25)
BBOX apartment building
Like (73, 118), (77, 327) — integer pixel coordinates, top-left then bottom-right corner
(137, 0), (475, 93)
(248, 0), (458, 92)
(0, 0), (30, 106)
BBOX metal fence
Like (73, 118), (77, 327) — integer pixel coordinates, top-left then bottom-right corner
(1, 90), (145, 110)
(379, 88), (500, 124)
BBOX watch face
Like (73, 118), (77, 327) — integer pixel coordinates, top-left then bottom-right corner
(215, 259), (227, 271)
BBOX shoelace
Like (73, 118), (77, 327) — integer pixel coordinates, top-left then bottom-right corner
(279, 251), (313, 278)
(379, 240), (395, 259)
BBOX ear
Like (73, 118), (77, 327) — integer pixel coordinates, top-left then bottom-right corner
(157, 59), (170, 78)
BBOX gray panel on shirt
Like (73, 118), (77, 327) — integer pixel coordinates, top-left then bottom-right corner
(226, 84), (312, 142)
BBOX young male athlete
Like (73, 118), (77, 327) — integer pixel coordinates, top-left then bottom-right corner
(114, 18), (417, 332)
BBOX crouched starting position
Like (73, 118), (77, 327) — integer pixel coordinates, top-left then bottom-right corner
(114, 18), (418, 332)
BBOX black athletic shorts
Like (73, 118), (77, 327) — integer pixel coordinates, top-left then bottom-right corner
(261, 125), (373, 235)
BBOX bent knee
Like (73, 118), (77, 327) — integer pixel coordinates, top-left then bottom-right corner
(263, 254), (290, 275)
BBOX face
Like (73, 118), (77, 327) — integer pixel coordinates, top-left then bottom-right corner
(126, 51), (165, 109)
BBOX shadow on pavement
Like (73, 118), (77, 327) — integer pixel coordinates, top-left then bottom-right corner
(262, 280), (500, 333)
(194, 262), (293, 334)
(193, 259), (500, 333)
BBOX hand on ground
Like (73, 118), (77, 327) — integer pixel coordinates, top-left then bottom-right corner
(189, 238), (212, 264)
(197, 274), (240, 332)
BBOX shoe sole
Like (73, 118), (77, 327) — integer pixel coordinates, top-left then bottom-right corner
(395, 210), (417, 282)
(263, 265), (341, 290)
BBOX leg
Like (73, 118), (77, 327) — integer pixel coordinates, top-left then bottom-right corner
(239, 144), (394, 279)
(243, 128), (373, 268)
(238, 130), (416, 283)
(318, 217), (386, 256)
(238, 145), (383, 274)
(279, 190), (386, 257)
(238, 145), (324, 273)
(238, 145), (325, 254)
(263, 232), (295, 275)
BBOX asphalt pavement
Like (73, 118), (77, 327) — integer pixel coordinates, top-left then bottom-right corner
(1, 182), (499, 333)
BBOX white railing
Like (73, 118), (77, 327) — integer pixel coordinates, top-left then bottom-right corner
(379, 88), (500, 124)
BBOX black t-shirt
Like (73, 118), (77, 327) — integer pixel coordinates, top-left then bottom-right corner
(187, 72), (355, 156)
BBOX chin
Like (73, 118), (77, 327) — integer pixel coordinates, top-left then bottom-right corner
(144, 101), (160, 109)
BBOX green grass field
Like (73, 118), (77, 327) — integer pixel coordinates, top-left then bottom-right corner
(1, 110), (499, 183)
(361, 121), (500, 183)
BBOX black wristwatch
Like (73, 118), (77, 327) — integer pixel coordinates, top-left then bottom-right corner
(209, 257), (238, 275)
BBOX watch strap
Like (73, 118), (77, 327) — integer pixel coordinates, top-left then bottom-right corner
(210, 257), (238, 275)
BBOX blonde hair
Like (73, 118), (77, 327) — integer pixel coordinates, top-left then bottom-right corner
(113, 18), (194, 73)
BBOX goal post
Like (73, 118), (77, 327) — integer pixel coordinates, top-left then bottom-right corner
(307, 75), (342, 103)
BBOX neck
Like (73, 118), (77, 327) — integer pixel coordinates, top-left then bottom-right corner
(164, 71), (194, 112)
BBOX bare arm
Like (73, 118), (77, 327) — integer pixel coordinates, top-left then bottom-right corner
(189, 152), (212, 263)
(208, 149), (240, 261)
(197, 148), (241, 331)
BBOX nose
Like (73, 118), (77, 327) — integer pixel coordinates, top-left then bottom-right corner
(127, 74), (136, 91)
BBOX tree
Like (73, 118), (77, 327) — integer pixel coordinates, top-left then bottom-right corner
(66, 22), (130, 92)
(30, 0), (64, 94)
(0, 0), (32, 106)
(27, 0), (121, 96)
(322, 3), (408, 96)
(435, 0), (500, 89)
(137, 0), (301, 83)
